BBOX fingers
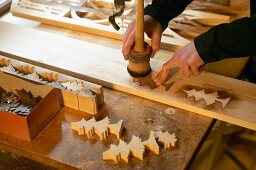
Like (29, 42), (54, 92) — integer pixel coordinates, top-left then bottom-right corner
(191, 66), (201, 76)
(180, 62), (191, 77)
(150, 32), (161, 58)
(122, 22), (136, 60)
(123, 30), (135, 60)
(154, 58), (177, 86)
(154, 70), (169, 86)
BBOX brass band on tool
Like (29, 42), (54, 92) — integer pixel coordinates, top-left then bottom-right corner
(127, 43), (152, 77)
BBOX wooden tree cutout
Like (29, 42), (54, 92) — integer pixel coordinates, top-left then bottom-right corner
(36, 72), (58, 83)
(103, 131), (177, 163)
(183, 89), (231, 108)
(71, 117), (124, 140)
(62, 81), (84, 92)
(153, 131), (178, 149)
(12, 64), (35, 75)
(0, 58), (10, 67)
(134, 73), (175, 91)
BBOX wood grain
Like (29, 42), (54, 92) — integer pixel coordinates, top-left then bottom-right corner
(0, 88), (213, 169)
(10, 0), (189, 51)
(135, 0), (144, 52)
(0, 21), (255, 130)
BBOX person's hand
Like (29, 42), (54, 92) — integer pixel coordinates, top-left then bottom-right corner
(154, 41), (204, 86)
(122, 15), (164, 59)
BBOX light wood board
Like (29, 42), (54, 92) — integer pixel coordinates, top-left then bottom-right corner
(0, 21), (256, 130)
(10, 0), (189, 51)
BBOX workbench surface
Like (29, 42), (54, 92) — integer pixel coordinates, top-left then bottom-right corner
(0, 88), (213, 170)
(0, 13), (214, 169)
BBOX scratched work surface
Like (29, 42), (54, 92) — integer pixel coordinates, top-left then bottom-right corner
(0, 88), (213, 170)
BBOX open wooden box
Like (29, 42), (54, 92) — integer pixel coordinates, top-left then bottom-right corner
(0, 71), (61, 141)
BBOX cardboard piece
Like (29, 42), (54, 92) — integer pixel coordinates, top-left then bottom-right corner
(0, 71), (61, 141)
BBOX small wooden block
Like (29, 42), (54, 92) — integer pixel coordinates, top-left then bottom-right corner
(128, 136), (145, 161)
(71, 118), (87, 135)
(59, 89), (80, 111)
(102, 144), (121, 163)
(118, 140), (131, 163)
(108, 120), (124, 139)
(78, 89), (98, 115)
(94, 117), (110, 140)
(153, 131), (177, 149)
(142, 131), (160, 155)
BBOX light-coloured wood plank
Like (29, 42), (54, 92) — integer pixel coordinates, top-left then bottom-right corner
(10, 0), (189, 51)
(0, 21), (256, 130)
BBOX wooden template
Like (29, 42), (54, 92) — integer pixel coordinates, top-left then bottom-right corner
(0, 21), (256, 130)
(10, 0), (190, 51)
(10, 0), (231, 50)
(0, 55), (104, 115)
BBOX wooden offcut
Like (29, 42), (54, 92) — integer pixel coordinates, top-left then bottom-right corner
(0, 21), (256, 130)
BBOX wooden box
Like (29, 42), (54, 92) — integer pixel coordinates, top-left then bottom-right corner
(0, 71), (61, 141)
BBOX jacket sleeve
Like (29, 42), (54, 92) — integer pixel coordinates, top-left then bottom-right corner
(144, 0), (193, 29)
(194, 15), (256, 63)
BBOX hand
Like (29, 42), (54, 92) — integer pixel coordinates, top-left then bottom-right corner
(122, 15), (164, 60)
(154, 41), (204, 86)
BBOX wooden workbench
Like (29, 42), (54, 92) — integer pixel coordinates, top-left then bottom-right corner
(0, 88), (213, 169)
(0, 13), (214, 169)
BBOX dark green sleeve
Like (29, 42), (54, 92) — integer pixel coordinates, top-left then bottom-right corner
(144, 0), (193, 30)
(194, 15), (256, 64)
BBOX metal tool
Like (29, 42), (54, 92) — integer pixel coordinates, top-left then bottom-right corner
(108, 0), (125, 30)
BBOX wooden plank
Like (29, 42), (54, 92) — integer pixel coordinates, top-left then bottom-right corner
(182, 10), (230, 26)
(0, 21), (256, 130)
(10, 0), (189, 51)
(188, 0), (240, 16)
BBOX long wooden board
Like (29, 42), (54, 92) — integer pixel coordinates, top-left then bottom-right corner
(10, 0), (190, 51)
(0, 21), (256, 130)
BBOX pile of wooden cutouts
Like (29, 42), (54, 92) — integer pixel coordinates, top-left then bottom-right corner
(71, 117), (177, 163)
(0, 56), (104, 115)
(0, 87), (41, 116)
(0, 58), (89, 92)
